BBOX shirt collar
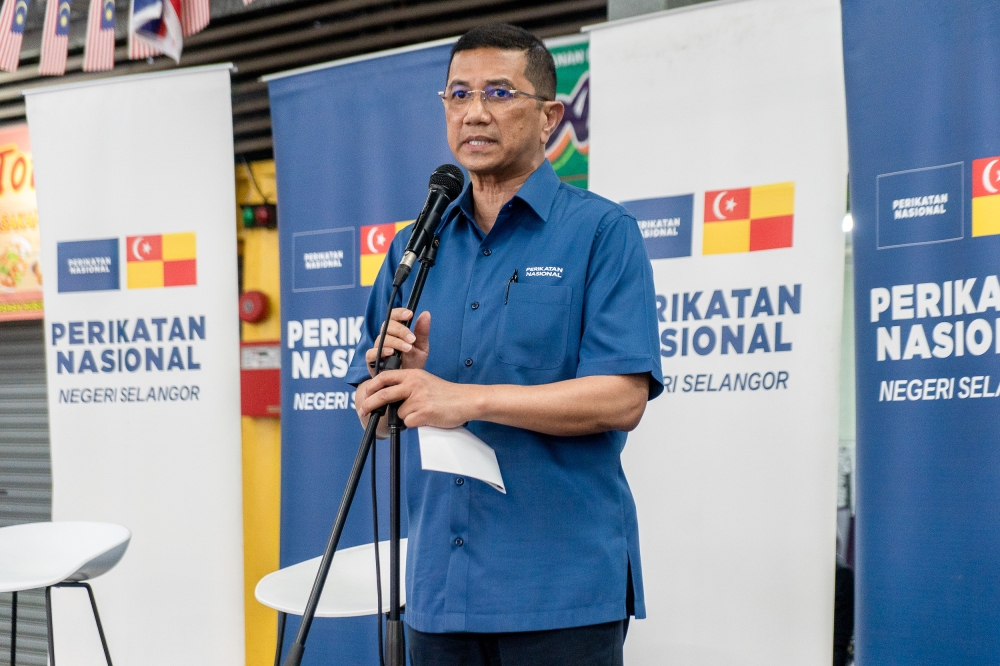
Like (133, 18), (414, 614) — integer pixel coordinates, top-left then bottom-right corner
(451, 160), (562, 225)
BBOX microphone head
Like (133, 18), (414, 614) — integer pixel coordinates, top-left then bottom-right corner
(429, 164), (465, 201)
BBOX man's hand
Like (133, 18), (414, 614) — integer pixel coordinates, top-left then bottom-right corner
(365, 308), (431, 377)
(356, 370), (649, 438)
(357, 369), (478, 431)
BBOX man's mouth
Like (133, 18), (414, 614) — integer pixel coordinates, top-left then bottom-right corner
(465, 138), (497, 146)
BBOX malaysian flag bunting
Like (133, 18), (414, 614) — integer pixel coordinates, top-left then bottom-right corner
(83, 0), (115, 71)
(39, 0), (71, 75)
(129, 0), (181, 62)
(0, 0), (30, 72)
(180, 0), (208, 36)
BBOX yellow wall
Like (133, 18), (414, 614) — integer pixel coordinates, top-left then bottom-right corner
(236, 160), (282, 666)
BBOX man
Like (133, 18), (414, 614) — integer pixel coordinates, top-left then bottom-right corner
(347, 23), (663, 666)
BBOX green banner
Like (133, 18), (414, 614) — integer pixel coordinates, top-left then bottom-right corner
(546, 35), (589, 189)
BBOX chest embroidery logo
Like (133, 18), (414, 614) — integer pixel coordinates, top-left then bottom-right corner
(525, 266), (563, 278)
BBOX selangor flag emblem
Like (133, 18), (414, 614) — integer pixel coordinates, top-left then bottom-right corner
(126, 232), (197, 288)
(703, 182), (795, 255)
(359, 220), (412, 287)
(972, 156), (1000, 237)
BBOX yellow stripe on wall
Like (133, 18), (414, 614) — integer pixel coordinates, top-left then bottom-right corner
(241, 416), (281, 666)
(237, 163), (283, 666)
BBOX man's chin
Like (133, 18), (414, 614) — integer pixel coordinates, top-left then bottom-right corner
(455, 152), (504, 175)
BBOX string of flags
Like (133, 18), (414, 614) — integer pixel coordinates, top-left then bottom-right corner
(0, 0), (226, 75)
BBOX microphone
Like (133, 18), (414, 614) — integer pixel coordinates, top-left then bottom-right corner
(392, 164), (464, 287)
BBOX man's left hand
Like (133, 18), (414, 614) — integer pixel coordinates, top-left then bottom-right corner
(357, 369), (477, 430)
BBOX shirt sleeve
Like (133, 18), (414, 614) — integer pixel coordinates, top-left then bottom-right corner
(344, 233), (407, 388)
(576, 210), (664, 400)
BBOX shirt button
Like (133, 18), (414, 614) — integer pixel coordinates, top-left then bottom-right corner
(471, 302), (479, 310)
(455, 477), (464, 486)
(482, 248), (492, 256)
(454, 537), (464, 547)
(465, 358), (473, 367)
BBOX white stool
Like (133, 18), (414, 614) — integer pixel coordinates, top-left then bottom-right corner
(256, 539), (407, 665)
(0, 521), (131, 666)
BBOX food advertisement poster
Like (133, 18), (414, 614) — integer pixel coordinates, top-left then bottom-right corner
(0, 124), (41, 321)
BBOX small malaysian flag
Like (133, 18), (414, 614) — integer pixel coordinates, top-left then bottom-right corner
(83, 0), (115, 71)
(129, 0), (181, 62)
(0, 0), (31, 72)
(180, 0), (207, 36)
(39, 0), (71, 75)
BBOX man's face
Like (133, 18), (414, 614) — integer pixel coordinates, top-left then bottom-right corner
(443, 48), (563, 177)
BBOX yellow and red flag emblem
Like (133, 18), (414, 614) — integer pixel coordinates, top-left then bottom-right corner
(703, 182), (794, 255)
(126, 232), (197, 289)
(360, 220), (413, 287)
(972, 156), (1000, 237)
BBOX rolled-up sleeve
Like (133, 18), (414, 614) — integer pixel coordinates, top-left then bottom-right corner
(575, 211), (664, 399)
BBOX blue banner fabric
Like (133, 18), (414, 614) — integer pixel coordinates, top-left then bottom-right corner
(843, 2), (1000, 663)
(268, 42), (455, 665)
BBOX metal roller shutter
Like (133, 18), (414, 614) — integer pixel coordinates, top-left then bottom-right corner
(0, 319), (52, 666)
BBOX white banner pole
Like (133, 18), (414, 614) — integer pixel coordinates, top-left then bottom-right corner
(25, 64), (245, 666)
(588, 1), (847, 663)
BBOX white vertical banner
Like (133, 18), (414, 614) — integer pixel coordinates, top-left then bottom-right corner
(25, 65), (244, 666)
(588, 1), (847, 664)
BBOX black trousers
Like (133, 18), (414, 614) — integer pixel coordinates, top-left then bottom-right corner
(407, 619), (628, 666)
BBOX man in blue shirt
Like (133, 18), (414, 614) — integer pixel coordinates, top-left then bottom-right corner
(347, 23), (663, 666)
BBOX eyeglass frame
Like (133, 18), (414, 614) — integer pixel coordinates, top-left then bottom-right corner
(437, 85), (552, 107)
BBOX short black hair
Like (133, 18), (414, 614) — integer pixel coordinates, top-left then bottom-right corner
(448, 23), (557, 101)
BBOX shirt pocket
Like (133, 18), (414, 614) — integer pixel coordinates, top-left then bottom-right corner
(496, 283), (572, 370)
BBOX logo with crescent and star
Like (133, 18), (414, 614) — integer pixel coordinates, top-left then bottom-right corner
(366, 226), (390, 255)
(972, 156), (1000, 238)
(359, 220), (413, 287)
(706, 189), (750, 221)
(133, 237), (156, 261)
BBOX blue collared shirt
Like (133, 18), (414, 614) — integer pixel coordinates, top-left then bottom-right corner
(347, 160), (663, 633)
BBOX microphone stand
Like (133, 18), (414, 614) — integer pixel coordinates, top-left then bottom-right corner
(284, 236), (441, 666)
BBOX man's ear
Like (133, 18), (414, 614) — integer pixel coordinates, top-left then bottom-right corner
(539, 101), (565, 144)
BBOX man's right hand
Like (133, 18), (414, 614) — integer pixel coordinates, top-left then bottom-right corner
(364, 307), (431, 377)
(357, 308), (431, 437)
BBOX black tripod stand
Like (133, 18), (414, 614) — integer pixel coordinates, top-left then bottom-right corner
(283, 236), (441, 666)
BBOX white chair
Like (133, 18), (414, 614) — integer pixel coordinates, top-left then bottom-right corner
(0, 521), (131, 666)
(256, 539), (407, 665)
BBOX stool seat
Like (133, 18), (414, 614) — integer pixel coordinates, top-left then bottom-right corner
(0, 521), (130, 666)
(0, 522), (131, 594)
(256, 539), (407, 618)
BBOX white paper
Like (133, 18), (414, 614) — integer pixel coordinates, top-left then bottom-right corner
(418, 426), (506, 493)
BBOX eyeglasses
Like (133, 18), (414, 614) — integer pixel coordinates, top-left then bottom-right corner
(438, 85), (550, 108)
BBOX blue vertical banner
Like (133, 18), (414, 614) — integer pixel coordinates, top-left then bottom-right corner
(267, 41), (456, 665)
(843, 2), (1000, 663)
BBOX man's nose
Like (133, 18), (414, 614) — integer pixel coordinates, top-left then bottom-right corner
(463, 93), (491, 123)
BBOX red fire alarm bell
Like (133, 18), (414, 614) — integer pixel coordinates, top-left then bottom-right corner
(239, 291), (269, 323)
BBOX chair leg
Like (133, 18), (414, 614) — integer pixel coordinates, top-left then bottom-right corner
(45, 587), (54, 666)
(274, 612), (286, 666)
(9, 590), (16, 666)
(81, 583), (113, 666)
